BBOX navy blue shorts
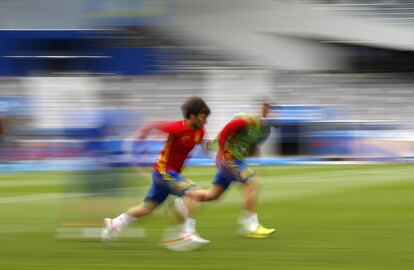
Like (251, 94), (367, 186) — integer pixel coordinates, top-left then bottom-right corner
(144, 170), (197, 205)
(213, 159), (256, 190)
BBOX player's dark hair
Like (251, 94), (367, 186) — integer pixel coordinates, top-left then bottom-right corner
(181, 96), (211, 119)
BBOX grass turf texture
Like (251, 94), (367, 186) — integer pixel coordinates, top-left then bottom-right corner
(0, 164), (413, 270)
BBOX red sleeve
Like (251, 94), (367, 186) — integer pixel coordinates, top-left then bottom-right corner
(218, 118), (248, 149)
(133, 121), (174, 139)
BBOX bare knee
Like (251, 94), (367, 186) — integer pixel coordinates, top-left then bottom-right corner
(247, 178), (261, 191)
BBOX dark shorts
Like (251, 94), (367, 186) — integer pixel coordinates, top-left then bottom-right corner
(144, 170), (197, 205)
(213, 159), (256, 190)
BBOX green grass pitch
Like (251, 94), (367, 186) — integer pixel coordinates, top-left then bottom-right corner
(0, 164), (413, 270)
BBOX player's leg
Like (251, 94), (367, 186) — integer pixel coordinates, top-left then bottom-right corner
(172, 184), (224, 241)
(102, 171), (168, 242)
(238, 168), (275, 237)
(167, 187), (219, 244)
(238, 176), (262, 235)
(215, 160), (268, 236)
(186, 184), (225, 202)
(244, 175), (260, 213)
(173, 195), (196, 233)
(186, 165), (231, 203)
(174, 195), (210, 244)
(164, 169), (230, 245)
(102, 201), (157, 241)
(161, 171), (210, 243)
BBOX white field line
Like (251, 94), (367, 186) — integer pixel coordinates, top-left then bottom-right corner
(0, 180), (61, 187)
(0, 193), (88, 204)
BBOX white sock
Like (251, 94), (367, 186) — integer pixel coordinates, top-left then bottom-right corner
(112, 213), (137, 230)
(173, 198), (196, 234)
(249, 213), (259, 228)
(240, 211), (259, 232)
(174, 197), (189, 218)
(184, 218), (196, 234)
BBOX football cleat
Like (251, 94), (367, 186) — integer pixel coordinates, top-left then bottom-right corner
(190, 232), (211, 244)
(160, 228), (209, 251)
(101, 218), (120, 242)
(244, 224), (275, 238)
(256, 224), (275, 235)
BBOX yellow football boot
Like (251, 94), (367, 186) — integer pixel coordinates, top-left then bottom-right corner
(256, 224), (276, 235)
(244, 224), (275, 238)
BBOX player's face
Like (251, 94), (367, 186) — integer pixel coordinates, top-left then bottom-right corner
(190, 113), (208, 129)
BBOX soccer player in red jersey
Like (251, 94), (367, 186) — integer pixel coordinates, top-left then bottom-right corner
(102, 97), (210, 246)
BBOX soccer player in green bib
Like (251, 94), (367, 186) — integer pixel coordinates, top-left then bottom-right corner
(187, 102), (276, 238)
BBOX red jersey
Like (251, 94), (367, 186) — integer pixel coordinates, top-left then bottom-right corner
(153, 120), (204, 173)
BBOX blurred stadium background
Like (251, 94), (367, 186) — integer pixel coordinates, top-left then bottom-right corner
(0, 0), (414, 269)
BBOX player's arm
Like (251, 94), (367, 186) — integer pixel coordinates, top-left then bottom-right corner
(218, 118), (250, 150)
(124, 121), (172, 156)
(129, 121), (171, 140)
